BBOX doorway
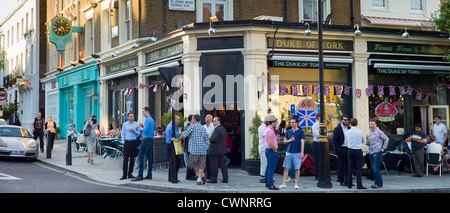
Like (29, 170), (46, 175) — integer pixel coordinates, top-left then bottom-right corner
(413, 106), (430, 135)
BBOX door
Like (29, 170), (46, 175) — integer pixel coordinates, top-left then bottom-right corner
(429, 105), (449, 134)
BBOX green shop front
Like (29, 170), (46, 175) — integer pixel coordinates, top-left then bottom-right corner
(56, 62), (100, 136)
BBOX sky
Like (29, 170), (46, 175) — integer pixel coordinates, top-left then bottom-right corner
(0, 0), (22, 24)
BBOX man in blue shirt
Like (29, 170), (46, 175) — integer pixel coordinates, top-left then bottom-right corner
(120, 112), (141, 180)
(166, 114), (181, 183)
(133, 107), (155, 181)
(279, 117), (305, 189)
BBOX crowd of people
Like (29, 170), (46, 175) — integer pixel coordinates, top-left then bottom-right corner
(259, 113), (449, 190)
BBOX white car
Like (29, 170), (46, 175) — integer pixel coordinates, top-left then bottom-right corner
(0, 125), (38, 161)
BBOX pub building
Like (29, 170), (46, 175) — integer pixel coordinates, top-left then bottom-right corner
(95, 20), (449, 173)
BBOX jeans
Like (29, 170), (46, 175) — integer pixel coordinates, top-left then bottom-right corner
(265, 148), (279, 188)
(370, 152), (383, 186)
(137, 138), (154, 178)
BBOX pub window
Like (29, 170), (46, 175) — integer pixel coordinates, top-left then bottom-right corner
(411, 0), (425, 12)
(299, 0), (330, 23)
(198, 0), (231, 22)
(373, 0), (388, 9)
(368, 87), (405, 135)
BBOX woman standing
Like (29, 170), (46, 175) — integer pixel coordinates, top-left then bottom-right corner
(366, 120), (389, 189)
(84, 115), (99, 164)
(45, 116), (57, 151)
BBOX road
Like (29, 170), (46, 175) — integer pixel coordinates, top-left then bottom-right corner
(0, 157), (158, 193)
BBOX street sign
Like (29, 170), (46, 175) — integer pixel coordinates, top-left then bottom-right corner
(0, 89), (7, 101)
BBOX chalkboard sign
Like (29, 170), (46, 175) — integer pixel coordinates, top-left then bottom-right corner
(153, 137), (170, 164)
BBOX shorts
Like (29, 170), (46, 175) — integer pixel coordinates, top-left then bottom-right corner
(188, 154), (206, 170)
(283, 152), (302, 170)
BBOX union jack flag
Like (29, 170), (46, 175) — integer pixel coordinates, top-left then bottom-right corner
(324, 86), (330, 96)
(147, 84), (152, 89)
(355, 89), (361, 98)
(335, 85), (342, 95)
(313, 85), (320, 95)
(406, 86), (413, 95)
(268, 84), (276, 94)
(415, 91), (422, 100)
(139, 83), (145, 89)
(280, 85), (287, 95)
(377, 86), (384, 96)
(399, 86), (406, 95)
(291, 85), (299, 96)
(389, 86), (396, 96)
(344, 85), (350, 95)
(303, 84), (310, 95)
(297, 110), (316, 127)
(366, 85), (374, 96)
(424, 92), (431, 100)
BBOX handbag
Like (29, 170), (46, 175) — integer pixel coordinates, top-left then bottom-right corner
(77, 132), (86, 144)
(84, 123), (92, 136)
(173, 140), (184, 155)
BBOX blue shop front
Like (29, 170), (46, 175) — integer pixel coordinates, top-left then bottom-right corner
(56, 62), (100, 137)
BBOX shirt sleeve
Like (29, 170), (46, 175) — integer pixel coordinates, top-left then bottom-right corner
(121, 123), (126, 144)
(381, 131), (389, 149)
(134, 123), (141, 135)
(182, 124), (193, 138)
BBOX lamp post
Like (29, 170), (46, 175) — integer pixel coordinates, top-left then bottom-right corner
(316, 0), (332, 188)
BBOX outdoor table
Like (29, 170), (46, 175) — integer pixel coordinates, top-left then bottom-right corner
(384, 150), (413, 174)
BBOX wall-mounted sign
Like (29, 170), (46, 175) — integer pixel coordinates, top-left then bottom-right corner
(168, 0), (195, 11)
(367, 42), (450, 56)
(49, 17), (83, 53)
(145, 43), (183, 64)
(376, 68), (449, 75)
(375, 99), (398, 122)
(106, 57), (138, 74)
(271, 60), (350, 69)
(268, 38), (353, 51)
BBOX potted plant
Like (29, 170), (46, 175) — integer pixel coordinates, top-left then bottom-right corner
(245, 113), (263, 176)
(162, 112), (187, 131)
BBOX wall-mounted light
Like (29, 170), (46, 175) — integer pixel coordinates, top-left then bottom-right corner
(70, 61), (77, 66)
(304, 23), (311, 37)
(208, 22), (216, 36)
(151, 31), (161, 42)
(91, 54), (100, 59)
(402, 27), (410, 39)
(92, 90), (100, 105)
(354, 24), (361, 37)
(78, 58), (86, 64)
(111, 52), (117, 57)
(57, 67), (64, 72)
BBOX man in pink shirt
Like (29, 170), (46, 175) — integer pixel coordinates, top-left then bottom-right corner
(264, 115), (279, 190)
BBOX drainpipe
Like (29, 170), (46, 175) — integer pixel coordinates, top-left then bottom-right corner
(350, 0), (355, 25)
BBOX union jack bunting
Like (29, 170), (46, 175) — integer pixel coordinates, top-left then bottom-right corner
(366, 85), (374, 96)
(355, 89), (362, 98)
(313, 85), (320, 95)
(424, 92), (431, 100)
(139, 83), (145, 89)
(389, 86), (396, 96)
(147, 84), (153, 89)
(303, 84), (310, 95)
(399, 86), (406, 95)
(377, 86), (384, 96)
(344, 85), (350, 95)
(291, 85), (299, 96)
(447, 85), (450, 89)
(268, 84), (276, 94)
(280, 85), (288, 95)
(415, 91), (422, 100)
(324, 86), (330, 96)
(335, 85), (342, 96)
(406, 86), (413, 95)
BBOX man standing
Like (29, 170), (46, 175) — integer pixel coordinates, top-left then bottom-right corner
(204, 114), (214, 180)
(208, 117), (229, 183)
(31, 112), (45, 153)
(264, 115), (279, 190)
(279, 117), (305, 189)
(345, 118), (366, 189)
(432, 116), (448, 147)
(133, 107), (155, 181)
(411, 123), (427, 177)
(258, 117), (268, 183)
(120, 112), (141, 180)
(312, 114), (320, 181)
(166, 114), (181, 183)
(332, 115), (350, 186)
(184, 115), (197, 180)
(172, 114), (208, 185)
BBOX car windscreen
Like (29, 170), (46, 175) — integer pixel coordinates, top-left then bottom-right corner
(0, 127), (32, 138)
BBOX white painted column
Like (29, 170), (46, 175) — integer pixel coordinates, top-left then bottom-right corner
(352, 38), (370, 138)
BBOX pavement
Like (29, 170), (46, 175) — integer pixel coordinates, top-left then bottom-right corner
(37, 139), (450, 193)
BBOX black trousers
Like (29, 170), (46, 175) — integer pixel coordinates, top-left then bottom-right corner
(122, 140), (138, 177)
(167, 142), (180, 183)
(33, 131), (44, 151)
(209, 154), (228, 182)
(313, 141), (319, 179)
(347, 148), (363, 188)
(337, 147), (348, 183)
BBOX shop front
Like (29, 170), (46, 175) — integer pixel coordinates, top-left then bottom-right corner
(56, 62), (100, 136)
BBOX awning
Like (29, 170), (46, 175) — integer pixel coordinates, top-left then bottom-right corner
(364, 16), (434, 27)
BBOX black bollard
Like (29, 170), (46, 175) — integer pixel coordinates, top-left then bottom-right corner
(46, 131), (51, 159)
(66, 135), (72, 166)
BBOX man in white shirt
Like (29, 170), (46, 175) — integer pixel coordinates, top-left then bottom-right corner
(258, 117), (268, 183)
(312, 114), (320, 180)
(204, 114), (215, 180)
(427, 135), (443, 174)
(432, 116), (448, 147)
(345, 118), (366, 189)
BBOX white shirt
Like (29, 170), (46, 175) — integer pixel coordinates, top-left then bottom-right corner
(427, 142), (443, 161)
(341, 124), (349, 147)
(204, 122), (215, 146)
(345, 126), (365, 150)
(433, 123), (448, 145)
(258, 123), (267, 152)
(312, 121), (320, 142)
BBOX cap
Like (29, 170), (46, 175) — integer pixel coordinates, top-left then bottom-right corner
(264, 115), (277, 122)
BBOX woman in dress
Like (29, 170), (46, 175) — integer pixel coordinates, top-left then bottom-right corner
(84, 115), (99, 164)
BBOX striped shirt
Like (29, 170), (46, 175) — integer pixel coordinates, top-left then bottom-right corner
(182, 123), (208, 155)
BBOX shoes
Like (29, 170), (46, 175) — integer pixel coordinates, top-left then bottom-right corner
(221, 180), (228, 183)
(371, 184), (383, 189)
(268, 186), (279, 190)
(120, 176), (127, 180)
(144, 176), (152, 180)
(207, 180), (217, 183)
(132, 177), (143, 181)
(201, 173), (207, 184)
(128, 175), (135, 179)
(294, 185), (299, 189)
(357, 186), (367, 189)
(286, 177), (294, 183)
(196, 181), (202, 185)
(260, 178), (265, 183)
(278, 184), (287, 188)
(412, 174), (423, 177)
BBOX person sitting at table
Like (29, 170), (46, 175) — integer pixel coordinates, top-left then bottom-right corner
(427, 135), (443, 174)
(67, 124), (79, 151)
(155, 127), (163, 137)
(394, 133), (412, 173)
(108, 123), (121, 138)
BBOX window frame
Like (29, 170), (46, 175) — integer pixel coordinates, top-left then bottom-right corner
(298, 0), (331, 23)
(196, 0), (233, 23)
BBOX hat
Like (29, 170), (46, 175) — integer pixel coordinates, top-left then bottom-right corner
(264, 115), (277, 122)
